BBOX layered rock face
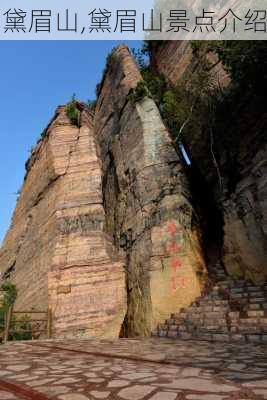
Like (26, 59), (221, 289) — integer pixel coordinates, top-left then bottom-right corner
(151, 41), (230, 88)
(0, 42), (265, 340)
(152, 41), (267, 285)
(94, 46), (206, 336)
(0, 45), (208, 338)
(222, 128), (267, 284)
(0, 105), (126, 338)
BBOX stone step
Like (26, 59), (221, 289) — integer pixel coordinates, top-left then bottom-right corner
(247, 310), (265, 317)
(168, 324), (179, 331)
(238, 326), (262, 334)
(159, 324), (168, 330)
(239, 317), (259, 325)
(249, 297), (266, 303)
(198, 299), (229, 306)
(247, 286), (267, 292)
(165, 319), (176, 325)
(248, 303), (262, 310)
(185, 315), (203, 322)
(229, 287), (246, 294)
(228, 311), (240, 318)
(178, 332), (193, 340)
(188, 308), (227, 316)
(158, 330), (168, 337)
(230, 293), (249, 299)
(155, 266), (267, 343)
(247, 292), (266, 298)
(167, 330), (178, 338)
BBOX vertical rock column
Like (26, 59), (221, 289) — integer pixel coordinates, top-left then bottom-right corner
(94, 45), (207, 336)
(48, 106), (126, 338)
(0, 105), (127, 339)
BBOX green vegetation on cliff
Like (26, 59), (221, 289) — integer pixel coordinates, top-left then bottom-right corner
(209, 41), (267, 91)
(131, 44), (216, 146)
(65, 94), (81, 127)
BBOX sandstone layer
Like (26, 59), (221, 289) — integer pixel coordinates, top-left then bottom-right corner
(151, 41), (230, 89)
(94, 45), (206, 336)
(0, 105), (126, 338)
(152, 41), (267, 285)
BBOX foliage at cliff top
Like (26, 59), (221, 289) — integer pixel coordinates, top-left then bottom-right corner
(131, 43), (216, 145)
(65, 94), (81, 127)
(195, 41), (267, 92)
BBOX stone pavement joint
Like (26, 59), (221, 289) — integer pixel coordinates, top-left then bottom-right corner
(0, 338), (267, 400)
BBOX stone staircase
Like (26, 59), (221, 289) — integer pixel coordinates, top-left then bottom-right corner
(153, 262), (267, 343)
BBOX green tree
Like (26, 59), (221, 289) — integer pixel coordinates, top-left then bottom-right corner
(209, 41), (267, 91)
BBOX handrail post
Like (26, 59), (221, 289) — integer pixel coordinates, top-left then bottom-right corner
(4, 305), (13, 343)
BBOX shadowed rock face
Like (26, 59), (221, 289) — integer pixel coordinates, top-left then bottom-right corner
(151, 41), (230, 88)
(94, 45), (206, 336)
(0, 105), (126, 339)
(222, 142), (267, 284)
(151, 41), (267, 285)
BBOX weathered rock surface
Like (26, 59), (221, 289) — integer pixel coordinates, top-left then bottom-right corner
(0, 105), (126, 338)
(94, 45), (206, 336)
(0, 45), (207, 338)
(3, 42), (264, 340)
(151, 41), (230, 88)
(151, 41), (267, 285)
(222, 139), (267, 284)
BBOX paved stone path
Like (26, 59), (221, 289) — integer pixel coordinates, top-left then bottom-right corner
(0, 338), (267, 399)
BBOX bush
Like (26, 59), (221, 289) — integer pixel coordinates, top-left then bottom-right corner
(161, 84), (192, 138)
(65, 94), (80, 126)
(10, 314), (32, 341)
(142, 57), (216, 143)
(141, 68), (167, 106)
(128, 81), (151, 104)
(209, 41), (267, 91)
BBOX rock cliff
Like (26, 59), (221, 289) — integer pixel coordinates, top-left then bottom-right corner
(151, 41), (230, 89)
(0, 104), (126, 339)
(94, 45), (206, 336)
(0, 42), (266, 340)
(0, 45), (207, 338)
(151, 41), (267, 285)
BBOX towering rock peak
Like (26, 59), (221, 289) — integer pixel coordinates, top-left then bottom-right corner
(0, 100), (126, 339)
(94, 45), (207, 336)
(0, 45), (210, 339)
(96, 45), (141, 108)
